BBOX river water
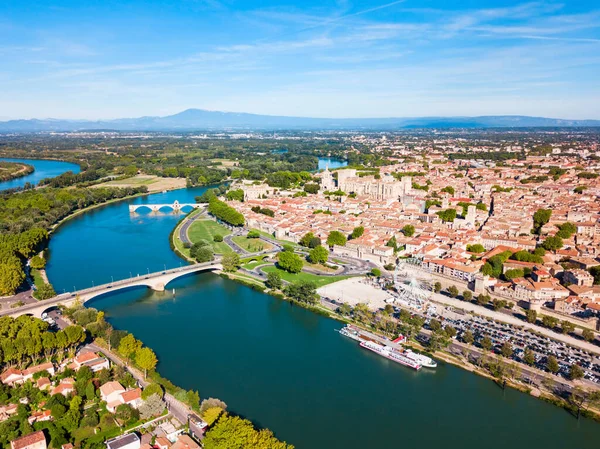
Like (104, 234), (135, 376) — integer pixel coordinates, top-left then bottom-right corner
(318, 157), (347, 170)
(41, 161), (598, 449)
(0, 157), (81, 190)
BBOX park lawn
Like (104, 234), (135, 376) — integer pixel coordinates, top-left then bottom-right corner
(261, 265), (351, 287)
(31, 268), (45, 289)
(256, 231), (300, 248)
(242, 257), (269, 270)
(188, 220), (233, 254)
(304, 260), (339, 273)
(232, 236), (273, 253)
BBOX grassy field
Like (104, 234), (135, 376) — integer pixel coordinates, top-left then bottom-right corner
(241, 257), (270, 270)
(188, 220), (233, 254)
(232, 236), (273, 253)
(31, 268), (45, 288)
(257, 231), (300, 248)
(97, 175), (186, 192)
(261, 265), (351, 287)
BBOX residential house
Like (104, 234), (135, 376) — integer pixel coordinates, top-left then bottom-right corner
(105, 434), (140, 449)
(51, 378), (75, 397)
(100, 382), (142, 413)
(10, 431), (47, 449)
(70, 352), (110, 372)
(171, 435), (201, 449)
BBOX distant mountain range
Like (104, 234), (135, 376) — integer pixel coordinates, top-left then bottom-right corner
(1, 109), (599, 132)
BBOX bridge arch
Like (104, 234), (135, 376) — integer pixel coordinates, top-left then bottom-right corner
(84, 284), (152, 307)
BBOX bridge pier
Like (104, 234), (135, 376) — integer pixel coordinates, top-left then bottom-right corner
(151, 283), (165, 292)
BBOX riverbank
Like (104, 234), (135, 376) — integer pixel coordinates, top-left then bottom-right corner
(0, 161), (34, 182)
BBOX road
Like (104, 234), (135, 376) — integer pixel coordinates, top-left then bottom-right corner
(86, 343), (193, 426)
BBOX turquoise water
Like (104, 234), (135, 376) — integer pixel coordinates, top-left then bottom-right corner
(318, 157), (348, 170)
(0, 157), (81, 190)
(46, 186), (599, 449)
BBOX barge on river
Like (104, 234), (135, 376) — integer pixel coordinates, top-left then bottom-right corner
(339, 325), (437, 370)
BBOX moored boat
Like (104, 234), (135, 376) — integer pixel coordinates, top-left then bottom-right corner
(359, 341), (422, 370)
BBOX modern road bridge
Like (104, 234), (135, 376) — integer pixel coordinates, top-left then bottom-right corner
(129, 200), (203, 213)
(1, 260), (223, 319)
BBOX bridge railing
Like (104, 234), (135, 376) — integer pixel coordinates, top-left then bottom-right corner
(0, 260), (223, 317)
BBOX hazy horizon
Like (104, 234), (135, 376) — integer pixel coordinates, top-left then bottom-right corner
(2, 0), (600, 120)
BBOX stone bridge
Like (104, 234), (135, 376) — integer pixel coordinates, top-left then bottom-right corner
(129, 200), (203, 213)
(1, 260), (222, 319)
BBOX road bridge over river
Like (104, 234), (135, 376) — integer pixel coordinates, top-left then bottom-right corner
(1, 260), (223, 319)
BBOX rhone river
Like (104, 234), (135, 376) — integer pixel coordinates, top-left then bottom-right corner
(47, 186), (598, 449)
(0, 157), (80, 190)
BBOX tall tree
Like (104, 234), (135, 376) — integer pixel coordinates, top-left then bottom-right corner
(136, 347), (158, 379)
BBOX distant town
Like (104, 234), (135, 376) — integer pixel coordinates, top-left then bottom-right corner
(1, 127), (600, 449)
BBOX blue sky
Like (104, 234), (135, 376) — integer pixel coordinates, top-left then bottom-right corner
(1, 0), (599, 120)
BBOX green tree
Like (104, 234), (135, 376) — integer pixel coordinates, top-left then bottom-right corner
(402, 225), (415, 237)
(35, 283), (56, 300)
(139, 393), (166, 420)
(299, 232), (315, 247)
(481, 263), (494, 276)
(526, 309), (537, 323)
(0, 263), (26, 296)
(462, 330), (474, 345)
(542, 236), (563, 251)
(500, 342), (513, 358)
(115, 403), (138, 425)
(284, 280), (318, 304)
(118, 334), (142, 365)
(194, 246), (214, 263)
(436, 209), (457, 222)
(338, 303), (352, 316)
(547, 355), (560, 374)
(444, 325), (457, 339)
(447, 285), (459, 298)
(265, 271), (283, 290)
(467, 244), (485, 254)
(30, 255), (46, 269)
(542, 315), (559, 330)
(433, 282), (442, 293)
(141, 383), (163, 400)
(277, 251), (303, 273)
(326, 231), (347, 247)
(481, 336), (493, 352)
(202, 414), (293, 449)
(533, 208), (552, 234)
(370, 268), (381, 277)
(429, 319), (442, 332)
(222, 253), (240, 272)
(304, 183), (320, 194)
(523, 347), (535, 366)
(308, 246), (328, 265)
(462, 290), (473, 301)
(560, 320), (575, 335)
(582, 329), (595, 342)
(492, 299), (507, 311)
(569, 364), (584, 381)
(350, 226), (364, 239)
(504, 268), (524, 280)
(477, 294), (490, 306)
(136, 347), (158, 379)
